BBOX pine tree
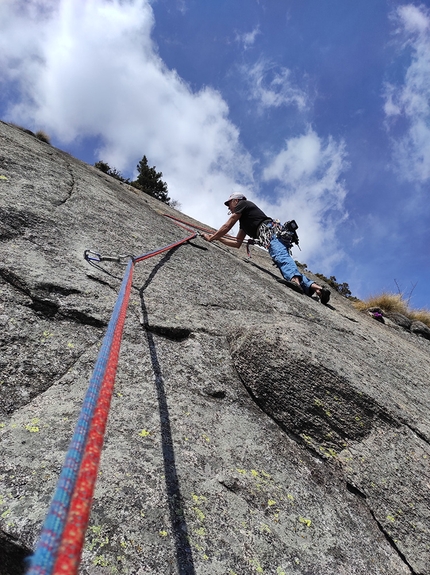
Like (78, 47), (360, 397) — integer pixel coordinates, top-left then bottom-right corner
(133, 155), (170, 204)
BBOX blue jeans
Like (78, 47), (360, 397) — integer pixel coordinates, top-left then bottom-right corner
(268, 236), (314, 295)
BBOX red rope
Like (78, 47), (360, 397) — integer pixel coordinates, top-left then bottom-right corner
(134, 232), (196, 263)
(163, 213), (236, 239)
(51, 262), (134, 575)
(163, 213), (213, 233)
(50, 231), (197, 574)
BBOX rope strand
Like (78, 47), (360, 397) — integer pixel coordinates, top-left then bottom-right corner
(26, 260), (134, 575)
(27, 230), (196, 575)
(52, 260), (134, 574)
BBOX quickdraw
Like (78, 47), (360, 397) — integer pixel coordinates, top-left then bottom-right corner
(84, 249), (131, 264)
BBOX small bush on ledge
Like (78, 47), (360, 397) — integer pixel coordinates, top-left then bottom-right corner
(353, 293), (430, 328)
(35, 130), (51, 144)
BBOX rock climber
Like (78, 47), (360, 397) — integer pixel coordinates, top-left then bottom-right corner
(202, 192), (330, 304)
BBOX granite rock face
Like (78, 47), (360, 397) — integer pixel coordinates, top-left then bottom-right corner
(1, 120), (429, 575)
(410, 321), (430, 341)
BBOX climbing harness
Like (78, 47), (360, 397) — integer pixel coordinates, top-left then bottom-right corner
(27, 220), (198, 575)
(257, 220), (278, 249)
(253, 219), (300, 253)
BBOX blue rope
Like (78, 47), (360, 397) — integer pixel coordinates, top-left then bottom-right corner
(28, 235), (197, 574)
(27, 260), (134, 575)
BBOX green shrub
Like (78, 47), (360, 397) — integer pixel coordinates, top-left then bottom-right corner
(94, 161), (110, 174)
(314, 273), (352, 297)
(94, 161), (129, 183)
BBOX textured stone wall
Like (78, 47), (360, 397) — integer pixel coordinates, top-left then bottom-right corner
(1, 121), (429, 575)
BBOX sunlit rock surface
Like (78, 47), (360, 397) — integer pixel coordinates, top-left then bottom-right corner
(1, 121), (429, 575)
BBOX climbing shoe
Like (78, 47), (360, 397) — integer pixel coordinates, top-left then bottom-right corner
(320, 287), (330, 305)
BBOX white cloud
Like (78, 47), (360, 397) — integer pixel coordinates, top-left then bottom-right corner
(384, 4), (430, 182)
(174, 0), (189, 16)
(0, 0), (348, 271)
(260, 129), (349, 271)
(0, 0), (253, 225)
(236, 27), (261, 50)
(241, 59), (307, 111)
(397, 4), (429, 34)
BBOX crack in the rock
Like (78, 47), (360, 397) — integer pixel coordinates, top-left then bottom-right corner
(346, 481), (366, 499)
(53, 158), (75, 206)
(0, 528), (32, 575)
(143, 323), (191, 341)
(369, 508), (417, 574)
(341, 315), (359, 323)
(345, 482), (417, 573)
(57, 308), (107, 328)
(29, 295), (60, 317)
(401, 420), (429, 447)
(86, 273), (118, 290)
(0, 268), (29, 295)
(202, 387), (226, 399)
(37, 283), (81, 296)
(0, 268), (106, 327)
(218, 477), (240, 494)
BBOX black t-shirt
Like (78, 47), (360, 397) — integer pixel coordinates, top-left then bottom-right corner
(233, 200), (271, 238)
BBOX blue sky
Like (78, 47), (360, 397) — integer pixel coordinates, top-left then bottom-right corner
(1, 0), (429, 309)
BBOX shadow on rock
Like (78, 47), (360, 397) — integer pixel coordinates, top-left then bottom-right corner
(139, 248), (196, 575)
